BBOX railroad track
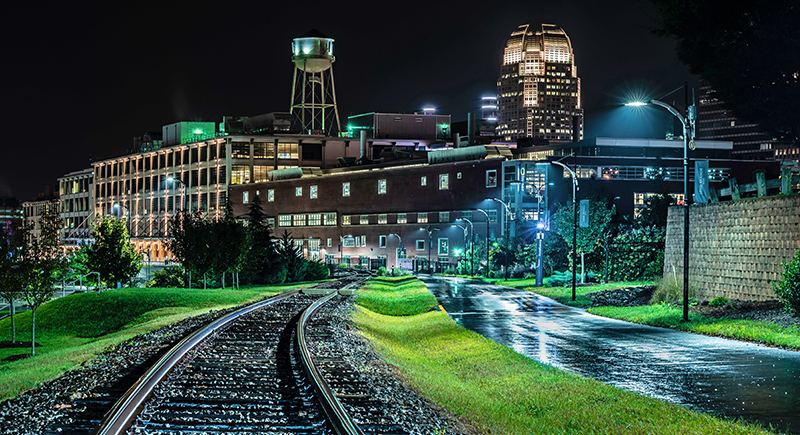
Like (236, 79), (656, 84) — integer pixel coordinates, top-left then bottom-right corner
(46, 271), (415, 435)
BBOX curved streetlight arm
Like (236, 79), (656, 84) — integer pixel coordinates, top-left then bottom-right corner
(650, 99), (686, 127)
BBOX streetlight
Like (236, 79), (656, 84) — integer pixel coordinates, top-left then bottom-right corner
(389, 233), (402, 270)
(420, 226), (439, 274)
(474, 208), (490, 277)
(485, 197), (512, 280)
(455, 217), (474, 276)
(166, 175), (188, 211)
(626, 88), (695, 322)
(550, 160), (578, 301)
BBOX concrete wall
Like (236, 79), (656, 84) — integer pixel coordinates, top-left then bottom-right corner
(664, 195), (800, 301)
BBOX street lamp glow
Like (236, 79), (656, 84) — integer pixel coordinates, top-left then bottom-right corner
(624, 101), (648, 107)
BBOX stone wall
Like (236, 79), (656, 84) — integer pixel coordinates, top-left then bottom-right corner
(664, 194), (800, 301)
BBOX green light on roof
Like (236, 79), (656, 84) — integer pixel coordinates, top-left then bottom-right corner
(193, 129), (203, 135)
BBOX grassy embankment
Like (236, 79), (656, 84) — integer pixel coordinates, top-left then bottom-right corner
(0, 283), (313, 401)
(588, 304), (800, 350)
(353, 276), (772, 435)
(494, 278), (655, 308)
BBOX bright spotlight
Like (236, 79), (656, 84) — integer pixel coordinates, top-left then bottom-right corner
(625, 101), (648, 107)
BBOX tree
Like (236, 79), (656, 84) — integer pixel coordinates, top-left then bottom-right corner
(168, 210), (215, 288)
(647, 0), (800, 144)
(552, 195), (614, 258)
(86, 217), (141, 288)
(0, 219), (26, 343)
(277, 230), (306, 283)
(637, 169), (676, 229)
(21, 204), (67, 356)
(242, 195), (284, 284)
(213, 203), (247, 289)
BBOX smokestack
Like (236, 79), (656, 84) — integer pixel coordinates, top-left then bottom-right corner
(454, 133), (460, 149)
(360, 130), (367, 160)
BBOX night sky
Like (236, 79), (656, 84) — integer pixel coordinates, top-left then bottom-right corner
(2, 0), (697, 201)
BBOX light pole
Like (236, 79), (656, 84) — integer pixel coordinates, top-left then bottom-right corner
(486, 197), (512, 280)
(389, 233), (402, 269)
(475, 208), (490, 277)
(166, 175), (188, 211)
(456, 218), (474, 276)
(421, 226), (439, 274)
(550, 160), (578, 301)
(626, 89), (695, 322)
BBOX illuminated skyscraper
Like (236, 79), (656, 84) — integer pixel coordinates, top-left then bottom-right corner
(497, 24), (583, 142)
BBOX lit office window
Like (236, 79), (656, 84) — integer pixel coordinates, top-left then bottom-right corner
(397, 213), (407, 224)
(268, 189), (274, 202)
(343, 182), (350, 197)
(296, 187), (302, 197)
(418, 212), (428, 223)
(378, 179), (387, 194)
(439, 174), (449, 190)
(310, 185), (318, 199)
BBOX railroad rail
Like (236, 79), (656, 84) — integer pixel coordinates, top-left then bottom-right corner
(80, 272), (401, 435)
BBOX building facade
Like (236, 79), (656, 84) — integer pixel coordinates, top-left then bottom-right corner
(58, 168), (94, 246)
(497, 23), (583, 143)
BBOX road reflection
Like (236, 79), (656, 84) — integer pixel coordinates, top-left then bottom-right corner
(424, 276), (800, 433)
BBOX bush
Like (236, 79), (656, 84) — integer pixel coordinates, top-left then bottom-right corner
(545, 270), (572, 287)
(709, 296), (730, 308)
(509, 265), (533, 279)
(650, 276), (695, 305)
(442, 268), (458, 275)
(145, 266), (185, 288)
(304, 260), (330, 281)
(773, 249), (800, 316)
(376, 266), (388, 276)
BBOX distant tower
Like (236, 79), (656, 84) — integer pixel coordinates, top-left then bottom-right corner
(497, 24), (583, 142)
(290, 29), (341, 136)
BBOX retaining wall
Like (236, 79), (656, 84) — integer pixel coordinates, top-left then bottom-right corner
(664, 194), (800, 301)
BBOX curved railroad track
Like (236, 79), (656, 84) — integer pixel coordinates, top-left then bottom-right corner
(69, 272), (394, 435)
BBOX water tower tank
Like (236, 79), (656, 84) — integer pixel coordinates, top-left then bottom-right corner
(292, 29), (335, 73)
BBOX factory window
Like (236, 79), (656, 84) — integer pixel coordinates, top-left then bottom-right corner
(278, 215), (291, 227)
(361, 235), (366, 246)
(457, 172), (462, 179)
(324, 212), (337, 225)
(378, 179), (387, 194)
(342, 215), (351, 225)
(327, 238), (332, 247)
(416, 240), (425, 251)
(420, 176), (427, 186)
(486, 170), (498, 188)
(378, 214), (387, 224)
(231, 143), (250, 158)
(268, 189), (274, 202)
(293, 214), (306, 226)
(268, 218), (275, 228)
(343, 237), (355, 248)
(439, 211), (449, 223)
(308, 213), (322, 226)
(243, 191), (249, 204)
(310, 185), (318, 199)
(231, 165), (250, 185)
(397, 213), (407, 224)
(360, 215), (369, 225)
(379, 235), (387, 248)
(278, 142), (299, 159)
(462, 210), (473, 221)
(343, 182), (350, 197)
(418, 212), (428, 223)
(296, 187), (303, 197)
(439, 174), (449, 190)
(253, 166), (269, 183)
(488, 210), (498, 222)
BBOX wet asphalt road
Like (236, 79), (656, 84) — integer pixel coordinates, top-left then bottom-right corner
(422, 276), (800, 433)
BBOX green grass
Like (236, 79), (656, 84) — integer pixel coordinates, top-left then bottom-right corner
(353, 278), (771, 435)
(355, 276), (439, 316)
(0, 283), (312, 401)
(588, 304), (800, 350)
(509, 280), (655, 308)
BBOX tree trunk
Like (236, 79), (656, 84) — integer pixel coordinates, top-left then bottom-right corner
(31, 306), (36, 356)
(222, 271), (226, 289)
(204, 272), (207, 289)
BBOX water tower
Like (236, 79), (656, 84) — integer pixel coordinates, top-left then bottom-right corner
(290, 29), (341, 136)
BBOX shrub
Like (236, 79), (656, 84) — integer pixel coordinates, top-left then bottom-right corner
(304, 260), (330, 281)
(145, 266), (185, 288)
(442, 268), (458, 275)
(709, 296), (730, 308)
(650, 276), (695, 305)
(509, 265), (533, 279)
(545, 270), (572, 287)
(773, 249), (800, 316)
(376, 266), (388, 276)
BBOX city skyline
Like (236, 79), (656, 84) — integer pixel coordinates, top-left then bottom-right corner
(2, 0), (698, 201)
